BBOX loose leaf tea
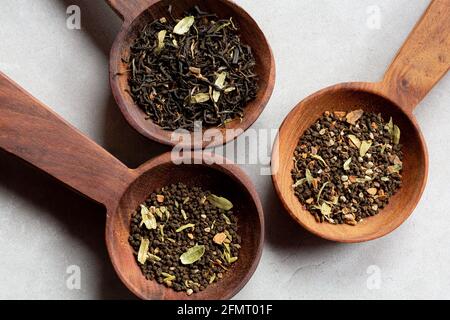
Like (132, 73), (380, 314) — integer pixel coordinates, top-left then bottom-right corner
(140, 205), (157, 230)
(155, 30), (167, 54)
(305, 169), (314, 186)
(348, 135), (361, 148)
(393, 125), (401, 145)
(126, 6), (259, 131)
(129, 183), (240, 295)
(359, 140), (372, 157)
(343, 157), (352, 171)
(291, 111), (403, 225)
(138, 237), (150, 265)
(176, 223), (195, 232)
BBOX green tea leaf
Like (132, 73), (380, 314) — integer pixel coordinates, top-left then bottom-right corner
(393, 125), (401, 145)
(207, 194), (233, 210)
(212, 91), (220, 103)
(348, 135), (361, 148)
(173, 16), (195, 35)
(148, 253), (162, 262)
(343, 157), (352, 171)
(320, 203), (332, 217)
(317, 182), (330, 204)
(140, 205), (157, 230)
(155, 30), (167, 53)
(224, 230), (232, 242)
(222, 243), (237, 264)
(159, 224), (165, 241)
(224, 86), (236, 93)
(305, 169), (313, 186)
(222, 214), (231, 225)
(228, 256), (238, 263)
(176, 223), (195, 232)
(385, 117), (394, 135)
(331, 196), (339, 205)
(213, 72), (227, 102)
(161, 272), (176, 282)
(155, 207), (163, 219)
(311, 154), (328, 167)
(180, 245), (205, 265)
(137, 237), (150, 265)
(181, 209), (188, 220)
(215, 72), (227, 88)
(209, 273), (216, 284)
(360, 140), (373, 157)
(292, 178), (306, 188)
(190, 93), (210, 104)
(214, 21), (231, 33)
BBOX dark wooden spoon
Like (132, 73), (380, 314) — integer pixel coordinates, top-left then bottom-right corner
(272, 0), (449, 243)
(105, 0), (276, 149)
(0, 72), (264, 299)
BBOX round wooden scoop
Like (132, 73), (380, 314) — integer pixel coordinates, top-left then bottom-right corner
(0, 72), (264, 299)
(272, 0), (450, 243)
(105, 0), (275, 148)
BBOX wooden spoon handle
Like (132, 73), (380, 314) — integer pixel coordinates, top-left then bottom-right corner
(381, 0), (450, 113)
(105, 0), (158, 24)
(0, 72), (135, 207)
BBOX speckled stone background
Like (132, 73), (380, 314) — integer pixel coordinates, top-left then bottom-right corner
(0, 0), (449, 299)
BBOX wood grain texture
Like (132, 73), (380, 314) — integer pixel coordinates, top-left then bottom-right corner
(0, 72), (135, 207)
(105, 0), (156, 23)
(0, 72), (264, 299)
(108, 0), (275, 148)
(272, 0), (449, 243)
(381, 0), (450, 112)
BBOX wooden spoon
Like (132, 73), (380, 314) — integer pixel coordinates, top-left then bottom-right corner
(105, 0), (275, 149)
(272, 0), (450, 243)
(0, 72), (264, 299)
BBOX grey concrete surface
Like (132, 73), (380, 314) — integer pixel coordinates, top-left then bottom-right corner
(0, 0), (449, 299)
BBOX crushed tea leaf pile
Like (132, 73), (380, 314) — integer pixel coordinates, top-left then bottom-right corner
(126, 6), (259, 131)
(291, 110), (403, 225)
(129, 183), (240, 296)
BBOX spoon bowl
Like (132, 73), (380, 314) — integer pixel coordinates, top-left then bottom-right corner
(272, 0), (449, 242)
(0, 73), (264, 299)
(106, 0), (275, 148)
(107, 152), (264, 300)
(272, 82), (428, 242)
